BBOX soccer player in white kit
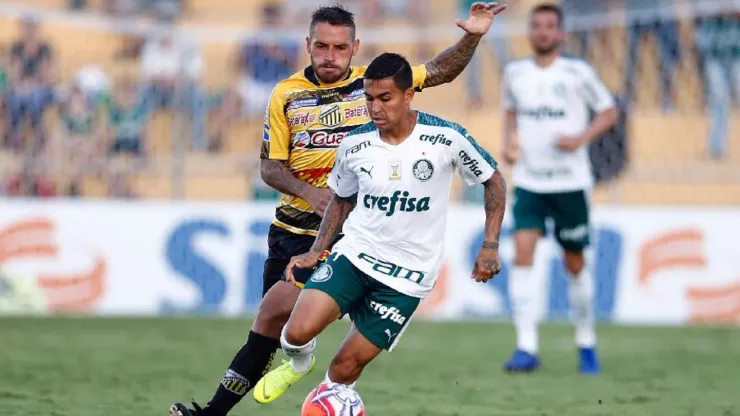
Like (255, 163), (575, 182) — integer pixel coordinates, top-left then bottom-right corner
(259, 52), (507, 389)
(501, 3), (618, 374)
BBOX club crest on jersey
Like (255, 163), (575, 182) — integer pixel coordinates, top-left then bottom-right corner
(388, 160), (402, 180)
(311, 264), (333, 283)
(412, 158), (434, 182)
(319, 104), (343, 127)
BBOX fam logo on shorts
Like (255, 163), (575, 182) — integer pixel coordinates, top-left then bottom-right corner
(412, 158), (434, 182)
(311, 264), (333, 283)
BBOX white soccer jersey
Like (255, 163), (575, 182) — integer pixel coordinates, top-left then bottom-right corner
(328, 112), (497, 298)
(503, 56), (615, 193)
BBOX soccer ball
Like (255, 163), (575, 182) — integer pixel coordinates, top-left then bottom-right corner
(301, 382), (366, 416)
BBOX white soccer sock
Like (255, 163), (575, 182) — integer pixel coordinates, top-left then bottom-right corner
(509, 266), (539, 354)
(568, 268), (596, 348)
(324, 371), (357, 389)
(280, 326), (316, 373)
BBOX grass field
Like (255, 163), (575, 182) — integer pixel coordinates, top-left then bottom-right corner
(1, 317), (739, 416)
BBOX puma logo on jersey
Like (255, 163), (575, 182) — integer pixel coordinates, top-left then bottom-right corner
(360, 166), (373, 178)
(458, 150), (484, 177)
(419, 134), (451, 146)
(363, 190), (430, 216)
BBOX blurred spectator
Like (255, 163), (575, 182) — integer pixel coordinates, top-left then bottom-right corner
(623, 0), (680, 111)
(104, 77), (149, 199)
(104, 0), (184, 17)
(5, 16), (55, 154)
(7, 152), (56, 197)
(48, 85), (105, 196)
(73, 65), (111, 104)
(105, 77), (150, 158)
(561, 0), (602, 59)
(0, 45), (8, 144)
(68, 0), (87, 10)
(208, 3), (299, 151)
(695, 9), (740, 159)
(140, 14), (206, 150)
(460, 0), (509, 109)
(349, 0), (431, 62)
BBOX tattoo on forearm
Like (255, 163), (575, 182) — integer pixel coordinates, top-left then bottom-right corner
(311, 194), (356, 252)
(260, 159), (308, 199)
(423, 33), (482, 88)
(483, 171), (507, 244)
(482, 241), (499, 250)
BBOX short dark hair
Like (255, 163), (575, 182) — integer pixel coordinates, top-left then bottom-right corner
(531, 3), (563, 27)
(310, 6), (356, 39)
(365, 53), (414, 91)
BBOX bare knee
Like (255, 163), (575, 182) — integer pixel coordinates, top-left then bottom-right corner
(328, 353), (365, 385)
(564, 250), (584, 275)
(284, 318), (316, 346)
(252, 282), (299, 339)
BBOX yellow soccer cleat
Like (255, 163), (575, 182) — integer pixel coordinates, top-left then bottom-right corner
(253, 356), (316, 404)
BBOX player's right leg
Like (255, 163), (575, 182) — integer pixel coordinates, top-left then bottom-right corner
(170, 226), (314, 416)
(504, 187), (546, 373)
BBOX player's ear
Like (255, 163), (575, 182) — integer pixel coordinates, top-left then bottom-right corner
(404, 87), (415, 104)
(352, 39), (360, 56)
(305, 36), (311, 55)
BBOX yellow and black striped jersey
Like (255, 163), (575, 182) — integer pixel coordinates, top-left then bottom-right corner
(261, 65), (427, 236)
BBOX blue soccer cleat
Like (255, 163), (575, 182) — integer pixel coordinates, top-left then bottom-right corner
(503, 349), (540, 373)
(578, 347), (601, 375)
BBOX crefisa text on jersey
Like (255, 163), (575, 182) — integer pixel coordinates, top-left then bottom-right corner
(419, 133), (451, 146)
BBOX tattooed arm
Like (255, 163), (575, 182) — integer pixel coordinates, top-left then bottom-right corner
(482, 169), (506, 249)
(309, 193), (357, 254)
(260, 159), (333, 216)
(284, 193), (357, 281)
(471, 169), (507, 282)
(423, 33), (483, 88)
(422, 2), (507, 88)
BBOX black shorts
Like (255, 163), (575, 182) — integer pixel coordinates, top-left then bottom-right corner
(262, 224), (341, 296)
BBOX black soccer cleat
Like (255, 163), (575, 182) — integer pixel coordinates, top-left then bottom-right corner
(169, 400), (205, 416)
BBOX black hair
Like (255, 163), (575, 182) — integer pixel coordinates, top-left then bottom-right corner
(310, 5), (356, 39)
(531, 3), (564, 27)
(365, 52), (413, 91)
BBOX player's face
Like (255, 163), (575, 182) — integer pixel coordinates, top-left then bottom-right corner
(529, 11), (563, 55)
(364, 78), (414, 131)
(307, 22), (359, 84)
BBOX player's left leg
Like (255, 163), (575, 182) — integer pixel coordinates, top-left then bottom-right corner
(551, 189), (600, 374)
(326, 274), (421, 386)
(325, 324), (383, 386)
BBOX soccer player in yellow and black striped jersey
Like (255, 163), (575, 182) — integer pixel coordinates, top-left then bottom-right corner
(170, 3), (507, 416)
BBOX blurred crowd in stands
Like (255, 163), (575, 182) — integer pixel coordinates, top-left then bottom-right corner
(0, 0), (738, 198)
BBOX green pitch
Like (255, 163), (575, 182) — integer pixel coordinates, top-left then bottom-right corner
(1, 317), (738, 416)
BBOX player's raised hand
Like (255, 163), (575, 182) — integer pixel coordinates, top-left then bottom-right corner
(456, 2), (507, 36)
(285, 250), (323, 283)
(556, 134), (586, 152)
(306, 187), (334, 217)
(471, 243), (502, 283)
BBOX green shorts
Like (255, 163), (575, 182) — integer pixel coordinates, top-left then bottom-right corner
(304, 253), (421, 351)
(512, 186), (590, 251)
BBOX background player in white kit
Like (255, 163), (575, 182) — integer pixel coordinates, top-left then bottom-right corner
(258, 52), (507, 390)
(501, 3), (618, 374)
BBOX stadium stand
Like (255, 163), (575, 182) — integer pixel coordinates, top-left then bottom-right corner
(0, 0), (738, 203)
